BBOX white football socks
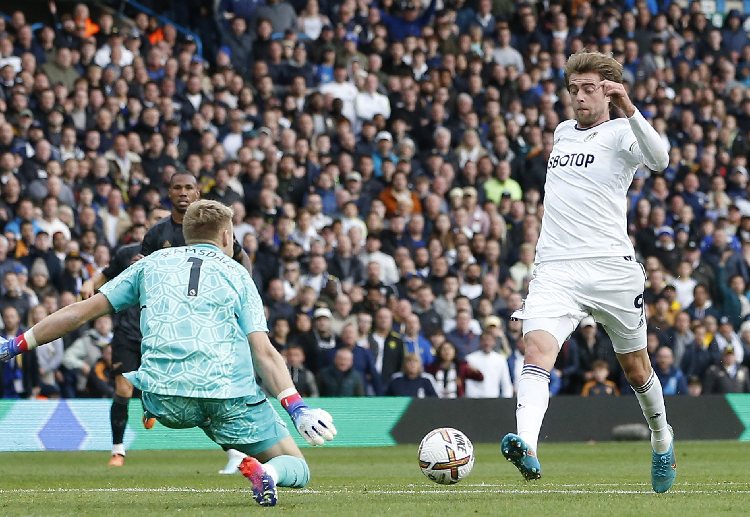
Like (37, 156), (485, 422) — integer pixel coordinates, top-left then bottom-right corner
(632, 370), (672, 454)
(112, 443), (125, 456)
(516, 364), (551, 453)
(263, 462), (280, 484)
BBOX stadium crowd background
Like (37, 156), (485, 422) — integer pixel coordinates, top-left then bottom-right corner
(0, 0), (749, 401)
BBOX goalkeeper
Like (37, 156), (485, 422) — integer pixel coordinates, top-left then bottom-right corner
(0, 200), (335, 507)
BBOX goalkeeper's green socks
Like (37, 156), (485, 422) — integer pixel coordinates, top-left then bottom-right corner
(265, 455), (310, 488)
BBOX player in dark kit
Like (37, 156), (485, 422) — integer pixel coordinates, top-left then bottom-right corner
(83, 173), (252, 467)
(141, 175), (252, 268)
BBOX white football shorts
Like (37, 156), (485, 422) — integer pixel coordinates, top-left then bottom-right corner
(511, 256), (647, 355)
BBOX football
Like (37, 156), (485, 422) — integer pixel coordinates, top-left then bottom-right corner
(418, 427), (475, 485)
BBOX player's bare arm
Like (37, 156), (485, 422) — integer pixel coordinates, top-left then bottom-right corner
(0, 294), (112, 360)
(249, 331), (337, 446)
(248, 331), (298, 397)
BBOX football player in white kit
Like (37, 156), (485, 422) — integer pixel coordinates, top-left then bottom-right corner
(501, 50), (676, 493)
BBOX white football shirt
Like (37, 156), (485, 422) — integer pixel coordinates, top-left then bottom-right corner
(535, 110), (668, 263)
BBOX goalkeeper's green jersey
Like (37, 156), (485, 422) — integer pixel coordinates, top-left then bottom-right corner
(99, 243), (268, 400)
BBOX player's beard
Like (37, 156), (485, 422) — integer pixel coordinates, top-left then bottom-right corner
(574, 104), (607, 129)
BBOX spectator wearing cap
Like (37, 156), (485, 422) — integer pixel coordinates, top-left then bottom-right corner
(653, 225), (679, 273)
(354, 74), (391, 127)
(311, 306), (337, 368)
(702, 345), (750, 394)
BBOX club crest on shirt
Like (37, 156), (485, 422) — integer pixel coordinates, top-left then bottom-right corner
(584, 132), (598, 142)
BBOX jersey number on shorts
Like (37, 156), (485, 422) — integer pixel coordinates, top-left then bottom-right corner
(187, 257), (203, 297)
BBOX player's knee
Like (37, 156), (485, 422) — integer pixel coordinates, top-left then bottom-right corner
(523, 331), (558, 366)
(293, 457), (311, 488)
(115, 376), (134, 398)
(625, 367), (651, 388)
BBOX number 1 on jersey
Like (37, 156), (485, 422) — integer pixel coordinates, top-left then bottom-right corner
(187, 257), (203, 297)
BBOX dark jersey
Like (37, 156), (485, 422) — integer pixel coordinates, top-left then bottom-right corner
(103, 242), (143, 344)
(140, 217), (186, 256)
(141, 215), (245, 261)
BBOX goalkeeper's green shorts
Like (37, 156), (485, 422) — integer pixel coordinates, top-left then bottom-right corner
(142, 392), (290, 454)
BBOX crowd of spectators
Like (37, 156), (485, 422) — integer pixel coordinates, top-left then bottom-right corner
(1, 0), (750, 400)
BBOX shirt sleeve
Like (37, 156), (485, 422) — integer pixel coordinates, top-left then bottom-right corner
(237, 268), (269, 335)
(99, 258), (145, 312)
(620, 109), (669, 171)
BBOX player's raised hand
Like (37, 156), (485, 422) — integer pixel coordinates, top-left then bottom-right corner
(600, 80), (636, 117)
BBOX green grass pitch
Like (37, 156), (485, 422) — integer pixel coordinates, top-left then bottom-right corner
(1, 441), (748, 516)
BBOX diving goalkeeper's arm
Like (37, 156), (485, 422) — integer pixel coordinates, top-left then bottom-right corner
(249, 331), (337, 446)
(0, 294), (113, 361)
